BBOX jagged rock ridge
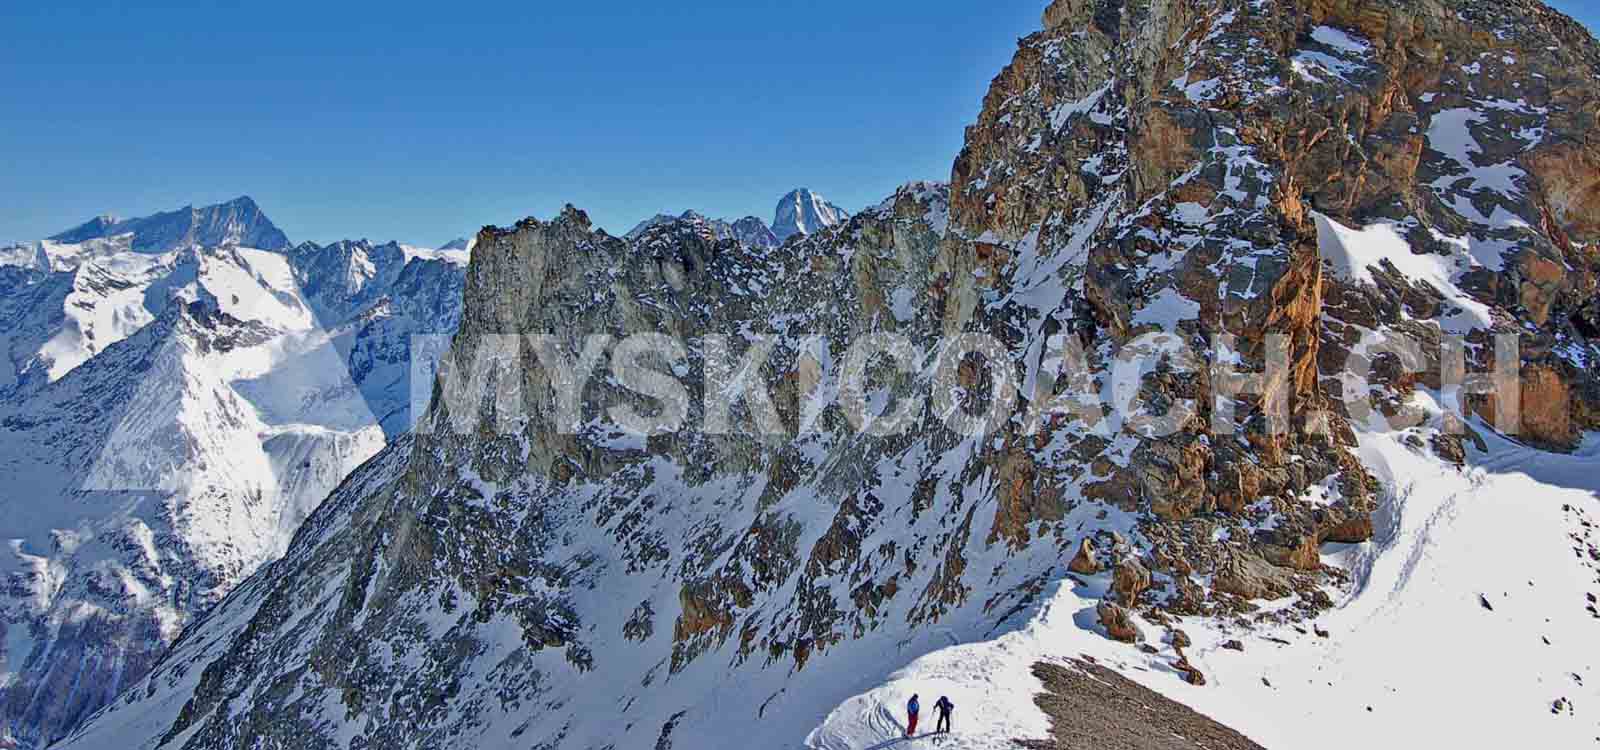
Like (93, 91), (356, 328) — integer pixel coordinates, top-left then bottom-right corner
(53, 1), (1600, 748)
(625, 210), (780, 248)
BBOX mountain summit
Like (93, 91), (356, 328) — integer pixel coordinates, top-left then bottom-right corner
(771, 188), (848, 241)
(49, 196), (291, 252)
(624, 190), (848, 248)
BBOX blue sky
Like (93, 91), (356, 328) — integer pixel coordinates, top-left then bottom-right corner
(2, 1), (1595, 247)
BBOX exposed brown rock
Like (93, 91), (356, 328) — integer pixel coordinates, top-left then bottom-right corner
(1173, 657), (1207, 686)
(1527, 253), (1569, 321)
(1526, 144), (1600, 247)
(1169, 576), (1209, 617)
(1431, 433), (1467, 465)
(1019, 660), (1264, 750)
(1320, 512), (1376, 545)
(1520, 365), (1577, 449)
(1113, 558), (1153, 604)
(1098, 601), (1141, 643)
(1214, 554), (1294, 601)
(1069, 538), (1102, 576)
(1263, 535), (1323, 571)
(991, 448), (1066, 548)
(1133, 107), (1199, 200)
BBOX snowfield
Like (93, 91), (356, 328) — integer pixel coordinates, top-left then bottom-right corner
(810, 424), (1600, 748)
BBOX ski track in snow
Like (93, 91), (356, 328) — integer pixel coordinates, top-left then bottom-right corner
(810, 425), (1600, 749)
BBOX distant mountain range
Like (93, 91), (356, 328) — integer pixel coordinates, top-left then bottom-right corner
(0, 198), (467, 749)
(48, 196), (291, 253)
(0, 187), (855, 748)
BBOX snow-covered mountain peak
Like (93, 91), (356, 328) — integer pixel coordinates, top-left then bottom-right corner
(48, 195), (290, 253)
(0, 199), (466, 748)
(772, 187), (848, 242)
(622, 188), (855, 250)
(438, 237), (475, 253)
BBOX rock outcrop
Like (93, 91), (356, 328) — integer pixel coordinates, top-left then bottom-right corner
(1098, 601), (1142, 643)
(1068, 538), (1101, 574)
(1019, 659), (1264, 749)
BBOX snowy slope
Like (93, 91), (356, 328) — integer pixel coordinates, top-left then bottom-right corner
(0, 237), (186, 395)
(0, 284), (382, 750)
(52, 333), (1600, 750)
(811, 420), (1600, 748)
(0, 202), (466, 749)
(56, 186), (1600, 750)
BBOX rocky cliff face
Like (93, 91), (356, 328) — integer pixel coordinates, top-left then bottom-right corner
(0, 207), (466, 749)
(55, 1), (1600, 749)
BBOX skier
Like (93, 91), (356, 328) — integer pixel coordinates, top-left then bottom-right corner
(905, 693), (921, 737)
(934, 695), (954, 735)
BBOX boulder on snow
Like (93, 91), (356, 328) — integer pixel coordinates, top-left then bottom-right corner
(1173, 657), (1207, 686)
(1097, 601), (1141, 643)
(1168, 576), (1209, 616)
(1069, 538), (1101, 575)
(1113, 557), (1152, 603)
(1213, 553), (1293, 600)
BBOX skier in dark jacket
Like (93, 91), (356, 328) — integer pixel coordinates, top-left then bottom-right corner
(934, 696), (954, 735)
(905, 694), (921, 737)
